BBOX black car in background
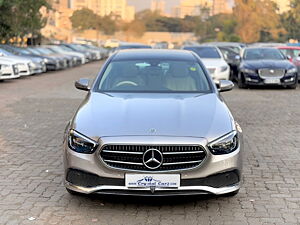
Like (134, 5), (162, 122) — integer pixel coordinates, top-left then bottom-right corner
(218, 46), (241, 81)
(237, 47), (298, 89)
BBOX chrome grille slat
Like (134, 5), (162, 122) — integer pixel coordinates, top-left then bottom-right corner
(163, 160), (203, 165)
(163, 151), (204, 155)
(100, 144), (206, 171)
(258, 69), (285, 78)
(103, 159), (143, 165)
(102, 150), (143, 155)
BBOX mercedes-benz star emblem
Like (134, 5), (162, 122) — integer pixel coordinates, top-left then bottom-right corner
(143, 149), (163, 169)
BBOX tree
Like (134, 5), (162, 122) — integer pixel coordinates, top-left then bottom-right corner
(70, 8), (97, 31)
(122, 20), (146, 41)
(281, 0), (300, 41)
(0, 0), (50, 44)
(70, 9), (117, 35)
(233, 0), (284, 43)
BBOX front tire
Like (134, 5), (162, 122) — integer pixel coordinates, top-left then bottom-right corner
(288, 76), (298, 89)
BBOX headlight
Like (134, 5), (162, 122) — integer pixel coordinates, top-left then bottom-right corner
(242, 68), (256, 74)
(29, 62), (35, 68)
(208, 131), (238, 155)
(68, 130), (98, 154)
(287, 67), (297, 74)
(44, 58), (49, 63)
(220, 65), (229, 72)
(2, 64), (10, 69)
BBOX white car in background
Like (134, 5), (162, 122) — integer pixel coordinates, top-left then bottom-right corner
(183, 45), (230, 81)
(0, 48), (40, 76)
(0, 58), (20, 80)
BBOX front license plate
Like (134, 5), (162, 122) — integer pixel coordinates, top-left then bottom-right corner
(125, 174), (180, 188)
(264, 78), (280, 84)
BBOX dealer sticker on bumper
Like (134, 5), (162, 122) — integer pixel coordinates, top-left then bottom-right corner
(264, 78), (280, 84)
(125, 174), (180, 188)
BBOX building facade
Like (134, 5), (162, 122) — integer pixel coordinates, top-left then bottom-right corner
(212, 0), (232, 15)
(151, 0), (166, 15)
(273, 0), (290, 13)
(71, 0), (135, 21)
(172, 0), (213, 18)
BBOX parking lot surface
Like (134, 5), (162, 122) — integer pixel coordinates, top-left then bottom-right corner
(0, 61), (300, 225)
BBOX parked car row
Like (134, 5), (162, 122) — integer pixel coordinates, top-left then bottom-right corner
(0, 44), (110, 81)
(183, 42), (299, 89)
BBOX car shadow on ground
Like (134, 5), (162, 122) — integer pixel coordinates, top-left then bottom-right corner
(73, 193), (230, 206)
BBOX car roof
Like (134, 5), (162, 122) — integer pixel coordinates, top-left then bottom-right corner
(112, 49), (197, 61)
(277, 46), (300, 50)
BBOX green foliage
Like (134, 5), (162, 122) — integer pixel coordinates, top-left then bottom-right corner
(195, 14), (240, 42)
(281, 0), (300, 40)
(70, 9), (117, 35)
(70, 8), (98, 31)
(234, 0), (284, 43)
(0, 0), (50, 44)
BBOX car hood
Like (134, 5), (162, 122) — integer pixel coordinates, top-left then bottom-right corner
(241, 59), (294, 70)
(200, 58), (227, 68)
(0, 55), (31, 63)
(72, 92), (234, 142)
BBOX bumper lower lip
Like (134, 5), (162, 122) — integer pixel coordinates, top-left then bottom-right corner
(65, 181), (240, 196)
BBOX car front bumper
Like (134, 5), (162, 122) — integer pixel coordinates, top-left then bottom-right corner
(244, 73), (297, 86)
(211, 69), (230, 81)
(63, 135), (243, 196)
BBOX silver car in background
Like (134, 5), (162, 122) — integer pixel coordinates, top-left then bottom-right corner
(63, 50), (243, 197)
(0, 58), (20, 80)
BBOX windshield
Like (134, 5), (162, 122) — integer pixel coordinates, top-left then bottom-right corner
(0, 48), (14, 56)
(244, 48), (285, 60)
(27, 48), (42, 55)
(279, 49), (300, 58)
(96, 59), (211, 93)
(36, 48), (53, 55)
(184, 47), (221, 59)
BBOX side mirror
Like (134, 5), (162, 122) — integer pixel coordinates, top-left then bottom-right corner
(0, 52), (4, 57)
(216, 80), (234, 92)
(75, 78), (90, 91)
(286, 55), (292, 60)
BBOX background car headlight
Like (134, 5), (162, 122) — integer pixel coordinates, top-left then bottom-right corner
(242, 68), (256, 74)
(287, 67), (297, 74)
(68, 130), (98, 154)
(220, 65), (229, 72)
(44, 58), (49, 63)
(208, 131), (238, 155)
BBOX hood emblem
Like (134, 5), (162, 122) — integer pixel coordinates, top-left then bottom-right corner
(143, 149), (163, 169)
(270, 69), (275, 73)
(149, 128), (156, 134)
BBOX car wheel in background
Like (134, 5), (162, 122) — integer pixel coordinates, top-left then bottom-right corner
(288, 79), (298, 89)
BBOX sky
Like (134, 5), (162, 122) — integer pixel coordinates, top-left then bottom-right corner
(127, 0), (234, 14)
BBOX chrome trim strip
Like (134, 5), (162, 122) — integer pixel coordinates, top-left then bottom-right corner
(65, 181), (240, 195)
(102, 150), (143, 155)
(162, 151), (204, 155)
(163, 160), (203, 165)
(103, 159), (143, 166)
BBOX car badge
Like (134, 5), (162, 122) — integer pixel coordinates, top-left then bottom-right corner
(149, 128), (156, 134)
(270, 69), (274, 73)
(143, 149), (163, 169)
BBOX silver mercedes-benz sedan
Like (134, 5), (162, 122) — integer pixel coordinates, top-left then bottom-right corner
(63, 49), (243, 196)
